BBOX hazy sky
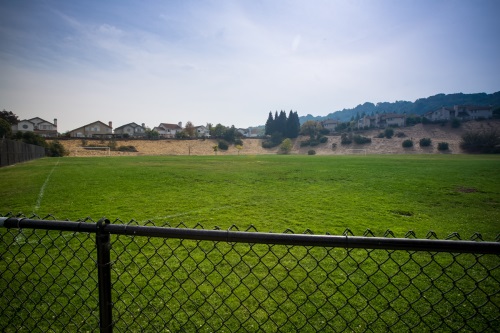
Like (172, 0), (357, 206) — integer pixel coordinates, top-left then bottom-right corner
(1, 0), (499, 133)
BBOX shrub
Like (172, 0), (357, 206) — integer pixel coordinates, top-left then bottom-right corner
(419, 138), (432, 147)
(376, 132), (385, 138)
(279, 138), (293, 154)
(262, 140), (279, 148)
(437, 142), (449, 151)
(396, 132), (406, 138)
(309, 140), (320, 146)
(319, 136), (328, 143)
(308, 149), (316, 155)
(218, 140), (229, 150)
(300, 140), (310, 147)
(451, 118), (461, 128)
(384, 128), (394, 139)
(118, 145), (137, 152)
(341, 133), (352, 145)
(331, 143), (337, 149)
(402, 139), (413, 148)
(460, 129), (500, 153)
(234, 138), (243, 146)
(353, 134), (371, 144)
(47, 141), (68, 157)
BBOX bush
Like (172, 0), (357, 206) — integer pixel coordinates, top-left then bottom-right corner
(419, 138), (432, 147)
(262, 140), (279, 148)
(308, 149), (316, 155)
(279, 138), (293, 154)
(218, 140), (229, 150)
(319, 136), (328, 143)
(437, 142), (449, 151)
(341, 133), (352, 145)
(353, 134), (371, 144)
(47, 141), (68, 157)
(402, 139), (413, 148)
(460, 129), (500, 153)
(117, 145), (138, 152)
(331, 143), (337, 149)
(309, 140), (320, 146)
(234, 138), (243, 146)
(300, 140), (310, 147)
(384, 128), (394, 139)
(376, 132), (385, 138)
(451, 118), (461, 128)
(396, 132), (406, 138)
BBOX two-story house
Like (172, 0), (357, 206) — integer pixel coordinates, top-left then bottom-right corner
(153, 122), (183, 138)
(69, 121), (113, 138)
(12, 117), (58, 137)
(358, 113), (405, 129)
(425, 105), (493, 122)
(114, 122), (146, 138)
(321, 119), (340, 132)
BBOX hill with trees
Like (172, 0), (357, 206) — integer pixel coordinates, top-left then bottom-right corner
(300, 91), (500, 124)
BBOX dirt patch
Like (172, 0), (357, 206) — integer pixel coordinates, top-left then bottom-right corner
(455, 186), (478, 193)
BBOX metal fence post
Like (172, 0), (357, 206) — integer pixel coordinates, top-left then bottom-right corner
(96, 218), (113, 333)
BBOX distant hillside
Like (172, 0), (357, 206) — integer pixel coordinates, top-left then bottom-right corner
(299, 91), (500, 124)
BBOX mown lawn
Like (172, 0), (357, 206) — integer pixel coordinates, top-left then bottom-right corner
(1, 154), (499, 238)
(1, 155), (499, 332)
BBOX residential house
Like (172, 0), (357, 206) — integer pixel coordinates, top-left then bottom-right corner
(114, 122), (146, 138)
(321, 119), (340, 132)
(69, 121), (113, 138)
(12, 117), (58, 137)
(358, 113), (405, 129)
(425, 105), (492, 122)
(195, 125), (210, 137)
(154, 122), (183, 138)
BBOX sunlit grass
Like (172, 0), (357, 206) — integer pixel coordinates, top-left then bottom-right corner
(1, 154), (499, 238)
(1, 155), (499, 332)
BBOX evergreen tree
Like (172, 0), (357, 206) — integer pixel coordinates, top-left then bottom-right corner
(265, 111), (274, 135)
(286, 110), (300, 138)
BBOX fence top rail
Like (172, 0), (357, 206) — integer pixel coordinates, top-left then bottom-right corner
(1, 217), (499, 254)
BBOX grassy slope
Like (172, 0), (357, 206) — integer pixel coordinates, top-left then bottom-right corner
(1, 155), (499, 239)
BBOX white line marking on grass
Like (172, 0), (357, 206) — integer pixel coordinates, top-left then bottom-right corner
(34, 159), (60, 212)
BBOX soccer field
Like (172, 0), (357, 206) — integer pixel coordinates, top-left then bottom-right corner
(1, 154), (499, 238)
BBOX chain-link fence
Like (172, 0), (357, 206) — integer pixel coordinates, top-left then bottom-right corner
(1, 215), (499, 332)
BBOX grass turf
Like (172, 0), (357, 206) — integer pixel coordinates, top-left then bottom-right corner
(1, 154), (499, 238)
(1, 155), (499, 332)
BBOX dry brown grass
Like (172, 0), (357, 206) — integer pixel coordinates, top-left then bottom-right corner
(54, 120), (500, 156)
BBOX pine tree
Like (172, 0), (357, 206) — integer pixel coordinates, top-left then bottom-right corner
(265, 111), (274, 135)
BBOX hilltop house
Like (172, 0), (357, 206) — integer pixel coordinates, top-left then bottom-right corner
(69, 121), (113, 138)
(12, 117), (58, 137)
(154, 122), (183, 138)
(358, 113), (406, 129)
(114, 122), (146, 138)
(195, 125), (210, 137)
(321, 119), (340, 132)
(424, 105), (492, 122)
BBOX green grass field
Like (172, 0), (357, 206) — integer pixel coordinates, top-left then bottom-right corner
(1, 155), (499, 332)
(1, 154), (499, 238)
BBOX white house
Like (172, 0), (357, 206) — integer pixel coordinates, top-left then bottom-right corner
(154, 122), (183, 138)
(195, 125), (210, 137)
(12, 117), (58, 137)
(114, 122), (146, 138)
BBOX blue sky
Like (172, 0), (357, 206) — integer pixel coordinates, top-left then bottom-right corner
(1, 0), (499, 133)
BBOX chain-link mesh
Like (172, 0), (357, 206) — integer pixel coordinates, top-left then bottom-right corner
(0, 219), (99, 332)
(1, 215), (499, 332)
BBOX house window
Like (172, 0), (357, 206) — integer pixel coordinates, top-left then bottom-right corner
(22, 124), (28, 129)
